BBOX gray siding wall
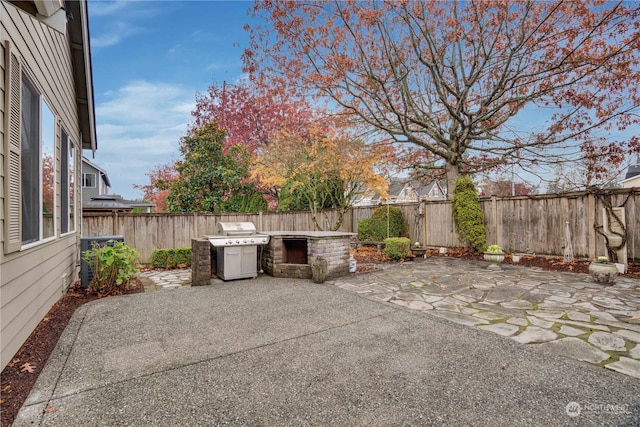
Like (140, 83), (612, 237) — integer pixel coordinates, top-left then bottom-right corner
(1, 28), (6, 257)
(81, 161), (100, 203)
(1, 3), (83, 370)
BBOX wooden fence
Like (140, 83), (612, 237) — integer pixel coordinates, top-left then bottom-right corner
(83, 188), (639, 264)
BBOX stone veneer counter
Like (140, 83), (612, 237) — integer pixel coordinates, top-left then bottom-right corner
(265, 231), (355, 237)
(262, 231), (355, 279)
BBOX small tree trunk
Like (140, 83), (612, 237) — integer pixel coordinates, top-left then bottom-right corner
(310, 208), (322, 231)
(331, 208), (346, 231)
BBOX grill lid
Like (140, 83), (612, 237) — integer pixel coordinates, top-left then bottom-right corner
(217, 221), (257, 236)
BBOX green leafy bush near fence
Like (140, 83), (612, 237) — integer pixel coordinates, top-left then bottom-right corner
(219, 188), (268, 213)
(83, 241), (140, 296)
(383, 237), (411, 260)
(150, 248), (192, 268)
(451, 176), (487, 252)
(358, 205), (407, 241)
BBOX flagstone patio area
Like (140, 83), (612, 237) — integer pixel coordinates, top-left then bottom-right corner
(331, 257), (640, 378)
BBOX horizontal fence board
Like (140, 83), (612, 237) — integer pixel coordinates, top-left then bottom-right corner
(83, 189), (639, 263)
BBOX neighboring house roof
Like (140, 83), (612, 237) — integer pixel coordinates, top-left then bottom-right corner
(417, 180), (446, 198)
(384, 179), (446, 201)
(388, 181), (406, 199)
(351, 183), (378, 206)
(80, 158), (154, 211)
(624, 164), (640, 180)
(354, 179), (446, 205)
(621, 159), (640, 188)
(83, 195), (132, 212)
(368, 180), (401, 203)
(82, 157), (111, 188)
(83, 195), (155, 212)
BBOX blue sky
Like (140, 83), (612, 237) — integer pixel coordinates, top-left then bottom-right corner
(88, 0), (257, 200)
(87, 1), (638, 200)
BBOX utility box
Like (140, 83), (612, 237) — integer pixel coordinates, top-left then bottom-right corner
(80, 235), (124, 287)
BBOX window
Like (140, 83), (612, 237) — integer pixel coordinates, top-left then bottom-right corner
(42, 100), (55, 239)
(20, 74), (55, 245)
(83, 173), (96, 188)
(61, 130), (75, 234)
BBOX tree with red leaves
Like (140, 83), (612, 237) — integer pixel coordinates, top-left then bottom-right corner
(42, 154), (54, 214)
(133, 163), (176, 212)
(191, 80), (315, 153)
(137, 80), (316, 210)
(244, 1), (640, 198)
(478, 178), (536, 198)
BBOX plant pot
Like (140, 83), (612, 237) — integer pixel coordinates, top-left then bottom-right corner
(412, 248), (426, 258)
(588, 262), (618, 284)
(484, 252), (505, 263)
(311, 256), (328, 283)
(512, 254), (520, 263)
(349, 258), (357, 273)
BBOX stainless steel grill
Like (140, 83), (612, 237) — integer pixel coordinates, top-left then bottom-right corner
(206, 222), (269, 280)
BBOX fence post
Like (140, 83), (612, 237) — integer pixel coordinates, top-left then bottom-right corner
(491, 195), (498, 245)
(191, 238), (211, 286)
(350, 207), (354, 233)
(587, 192), (597, 258)
(421, 200), (427, 246)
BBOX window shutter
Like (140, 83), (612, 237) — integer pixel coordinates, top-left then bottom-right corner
(4, 41), (22, 253)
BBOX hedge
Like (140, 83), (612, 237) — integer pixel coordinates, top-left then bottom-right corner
(150, 247), (192, 268)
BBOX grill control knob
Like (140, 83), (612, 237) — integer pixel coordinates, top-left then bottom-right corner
(236, 240), (240, 244)
(250, 239), (255, 243)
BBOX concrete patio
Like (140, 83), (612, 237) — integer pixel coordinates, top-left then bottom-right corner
(14, 260), (640, 426)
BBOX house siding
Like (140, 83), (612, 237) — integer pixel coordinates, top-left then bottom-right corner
(1, 2), (84, 370)
(1, 40), (5, 250)
(622, 175), (640, 189)
(82, 161), (100, 203)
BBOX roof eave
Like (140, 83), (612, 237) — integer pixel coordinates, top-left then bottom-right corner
(66, 0), (96, 152)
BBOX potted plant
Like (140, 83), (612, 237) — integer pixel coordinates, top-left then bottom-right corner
(588, 256), (618, 284)
(483, 244), (505, 263)
(412, 241), (426, 258)
(311, 253), (328, 283)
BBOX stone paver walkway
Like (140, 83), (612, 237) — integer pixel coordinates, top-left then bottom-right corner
(139, 269), (191, 292)
(331, 257), (640, 379)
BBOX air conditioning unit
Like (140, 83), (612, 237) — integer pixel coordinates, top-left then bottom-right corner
(80, 235), (124, 287)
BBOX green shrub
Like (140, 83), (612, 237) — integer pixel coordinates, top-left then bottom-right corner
(451, 176), (487, 252)
(219, 188), (268, 213)
(384, 237), (411, 260)
(83, 240), (140, 297)
(358, 205), (408, 241)
(150, 248), (192, 268)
